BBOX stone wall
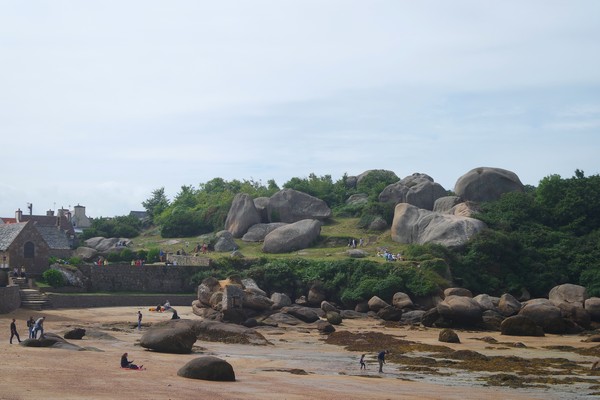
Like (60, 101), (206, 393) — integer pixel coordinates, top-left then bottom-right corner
(165, 254), (211, 266)
(0, 286), (21, 314)
(78, 264), (206, 293)
(47, 293), (196, 309)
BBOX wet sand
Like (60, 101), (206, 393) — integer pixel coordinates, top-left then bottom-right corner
(1, 306), (599, 400)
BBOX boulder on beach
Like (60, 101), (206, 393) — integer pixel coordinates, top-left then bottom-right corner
(177, 356), (235, 381)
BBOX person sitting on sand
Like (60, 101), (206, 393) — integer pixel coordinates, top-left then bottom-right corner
(171, 309), (180, 320)
(163, 300), (171, 311)
(121, 353), (142, 370)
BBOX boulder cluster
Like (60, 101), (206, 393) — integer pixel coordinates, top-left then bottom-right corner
(224, 189), (331, 253)
(420, 283), (597, 336)
(192, 276), (600, 338)
(224, 167), (525, 252)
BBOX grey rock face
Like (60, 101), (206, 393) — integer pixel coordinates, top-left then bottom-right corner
(73, 246), (98, 262)
(433, 196), (463, 213)
(379, 173), (447, 210)
(549, 283), (588, 308)
(267, 189), (332, 223)
(262, 219), (322, 254)
(225, 193), (262, 238)
(346, 193), (369, 206)
(271, 292), (292, 310)
(585, 297), (600, 321)
(498, 293), (522, 317)
(253, 197), (270, 223)
(368, 296), (390, 312)
(392, 292), (414, 309)
(454, 167), (524, 203)
(444, 288), (473, 298)
(214, 230), (238, 252)
(241, 223), (287, 242)
(391, 203), (486, 247)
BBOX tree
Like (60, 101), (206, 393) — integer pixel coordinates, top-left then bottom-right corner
(142, 187), (170, 224)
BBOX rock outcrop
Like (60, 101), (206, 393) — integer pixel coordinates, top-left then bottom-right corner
(241, 223), (287, 242)
(379, 173), (447, 211)
(266, 189), (332, 223)
(262, 219), (322, 254)
(454, 167), (524, 203)
(225, 193), (262, 238)
(391, 203), (486, 247)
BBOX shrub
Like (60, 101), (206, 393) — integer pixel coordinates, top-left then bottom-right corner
(42, 269), (65, 287)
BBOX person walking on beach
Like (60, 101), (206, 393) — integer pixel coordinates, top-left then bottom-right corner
(10, 319), (21, 344)
(137, 311), (142, 330)
(377, 350), (389, 373)
(360, 354), (366, 370)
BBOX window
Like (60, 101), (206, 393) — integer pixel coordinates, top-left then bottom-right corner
(24, 242), (35, 258)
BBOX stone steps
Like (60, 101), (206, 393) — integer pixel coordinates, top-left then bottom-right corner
(20, 288), (51, 310)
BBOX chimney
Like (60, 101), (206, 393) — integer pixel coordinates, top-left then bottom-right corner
(46, 210), (55, 216)
(15, 209), (22, 222)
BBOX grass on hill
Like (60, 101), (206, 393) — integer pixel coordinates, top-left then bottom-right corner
(130, 217), (405, 264)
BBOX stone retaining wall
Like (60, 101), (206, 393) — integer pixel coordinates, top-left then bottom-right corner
(47, 293), (196, 309)
(78, 264), (207, 293)
(0, 285), (21, 313)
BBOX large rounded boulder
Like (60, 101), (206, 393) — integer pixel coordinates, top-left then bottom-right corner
(549, 283), (588, 308)
(266, 189), (332, 223)
(177, 356), (235, 381)
(454, 167), (524, 203)
(225, 193), (262, 238)
(213, 231), (238, 252)
(262, 219), (322, 253)
(391, 203), (486, 248)
(436, 295), (483, 325)
(140, 320), (197, 354)
(500, 315), (544, 337)
(519, 301), (565, 334)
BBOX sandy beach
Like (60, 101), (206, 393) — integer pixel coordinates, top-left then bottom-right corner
(1, 306), (599, 400)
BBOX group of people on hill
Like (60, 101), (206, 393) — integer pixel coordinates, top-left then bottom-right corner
(376, 248), (403, 262)
(9, 316), (46, 344)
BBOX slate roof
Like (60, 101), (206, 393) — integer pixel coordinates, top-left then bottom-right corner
(35, 226), (72, 250)
(19, 215), (75, 235)
(0, 222), (27, 251)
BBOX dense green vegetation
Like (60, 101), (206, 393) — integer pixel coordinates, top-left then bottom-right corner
(82, 169), (600, 302)
(451, 170), (600, 297)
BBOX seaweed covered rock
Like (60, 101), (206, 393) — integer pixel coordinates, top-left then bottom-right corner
(177, 356), (235, 381)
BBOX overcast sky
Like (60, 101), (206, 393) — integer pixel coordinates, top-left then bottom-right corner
(1, 1), (599, 218)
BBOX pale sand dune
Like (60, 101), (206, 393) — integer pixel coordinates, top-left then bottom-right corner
(1, 307), (597, 400)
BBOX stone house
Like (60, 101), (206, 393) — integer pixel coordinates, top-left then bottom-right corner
(0, 220), (51, 276)
(0, 208), (75, 275)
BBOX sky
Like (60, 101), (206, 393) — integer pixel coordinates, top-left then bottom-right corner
(1, 1), (599, 218)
